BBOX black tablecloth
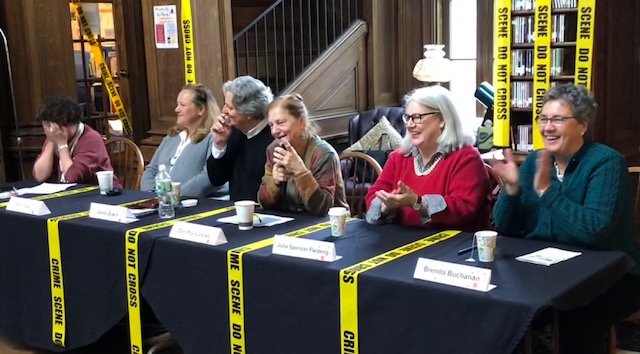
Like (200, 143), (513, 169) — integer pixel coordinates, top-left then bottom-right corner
(143, 221), (634, 354)
(0, 186), (234, 351)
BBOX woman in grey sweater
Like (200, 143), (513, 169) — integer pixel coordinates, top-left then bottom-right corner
(141, 84), (220, 197)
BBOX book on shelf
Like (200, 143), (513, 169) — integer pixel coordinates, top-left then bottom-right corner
(513, 0), (577, 10)
(516, 125), (533, 152)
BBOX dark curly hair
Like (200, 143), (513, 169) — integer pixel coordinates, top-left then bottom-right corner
(36, 95), (83, 126)
(542, 84), (597, 139)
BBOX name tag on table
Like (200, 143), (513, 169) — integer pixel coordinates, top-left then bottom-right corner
(6, 196), (51, 216)
(413, 258), (494, 292)
(169, 221), (227, 246)
(272, 235), (341, 262)
(89, 202), (138, 224)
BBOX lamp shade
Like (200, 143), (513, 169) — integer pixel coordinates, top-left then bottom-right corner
(413, 44), (452, 83)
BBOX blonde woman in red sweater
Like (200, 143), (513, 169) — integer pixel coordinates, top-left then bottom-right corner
(365, 86), (491, 231)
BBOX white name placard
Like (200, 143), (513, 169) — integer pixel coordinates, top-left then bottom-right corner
(272, 235), (341, 262)
(6, 196), (51, 216)
(169, 221), (227, 246)
(413, 258), (493, 292)
(89, 202), (138, 224)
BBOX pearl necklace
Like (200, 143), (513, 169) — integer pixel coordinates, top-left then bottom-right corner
(414, 154), (443, 176)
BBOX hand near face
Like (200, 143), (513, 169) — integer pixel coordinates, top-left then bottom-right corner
(273, 139), (306, 175)
(43, 122), (68, 147)
(490, 149), (520, 196)
(211, 114), (234, 149)
(375, 181), (418, 210)
(534, 149), (552, 195)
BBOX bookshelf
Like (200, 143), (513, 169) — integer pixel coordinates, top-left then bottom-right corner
(492, 0), (596, 151)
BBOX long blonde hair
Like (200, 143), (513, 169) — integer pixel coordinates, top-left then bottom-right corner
(168, 83), (220, 143)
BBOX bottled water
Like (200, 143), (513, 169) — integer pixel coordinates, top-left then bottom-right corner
(155, 164), (175, 219)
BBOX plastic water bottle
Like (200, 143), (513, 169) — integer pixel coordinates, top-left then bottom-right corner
(155, 164), (175, 219)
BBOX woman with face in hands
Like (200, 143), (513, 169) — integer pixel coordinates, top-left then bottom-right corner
(257, 94), (348, 216)
(140, 83), (220, 197)
(32, 95), (121, 187)
(365, 86), (490, 230)
(492, 84), (640, 354)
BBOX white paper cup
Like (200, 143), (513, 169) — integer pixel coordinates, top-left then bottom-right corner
(96, 171), (114, 195)
(328, 207), (348, 237)
(234, 200), (256, 230)
(475, 230), (498, 262)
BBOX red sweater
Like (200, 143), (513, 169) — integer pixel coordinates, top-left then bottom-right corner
(365, 145), (491, 230)
(35, 125), (122, 188)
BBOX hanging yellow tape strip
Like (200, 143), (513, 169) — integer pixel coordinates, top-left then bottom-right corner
(339, 230), (461, 354)
(46, 197), (151, 347)
(0, 186), (98, 208)
(532, 0), (552, 150)
(71, 0), (133, 135)
(181, 0), (196, 84)
(574, 0), (596, 90)
(125, 205), (236, 354)
(227, 219), (355, 354)
(493, 0), (512, 148)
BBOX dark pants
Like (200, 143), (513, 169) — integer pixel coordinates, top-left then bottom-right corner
(559, 273), (640, 354)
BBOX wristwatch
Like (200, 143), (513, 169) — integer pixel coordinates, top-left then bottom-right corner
(412, 195), (422, 211)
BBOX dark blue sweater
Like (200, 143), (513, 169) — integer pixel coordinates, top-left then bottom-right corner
(493, 141), (640, 273)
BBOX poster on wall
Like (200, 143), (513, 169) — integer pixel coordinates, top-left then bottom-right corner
(154, 5), (179, 49)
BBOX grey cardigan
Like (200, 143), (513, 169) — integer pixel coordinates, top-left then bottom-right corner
(140, 133), (219, 197)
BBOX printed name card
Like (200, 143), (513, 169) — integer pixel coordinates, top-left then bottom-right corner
(413, 258), (493, 292)
(89, 202), (138, 224)
(272, 235), (341, 262)
(169, 221), (227, 246)
(6, 196), (51, 216)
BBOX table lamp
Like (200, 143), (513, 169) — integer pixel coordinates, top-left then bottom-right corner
(413, 44), (452, 85)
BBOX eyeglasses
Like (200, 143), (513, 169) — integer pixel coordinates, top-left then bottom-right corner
(402, 112), (440, 124)
(535, 115), (576, 126)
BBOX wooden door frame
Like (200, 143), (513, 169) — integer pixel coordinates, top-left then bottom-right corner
(113, 0), (150, 143)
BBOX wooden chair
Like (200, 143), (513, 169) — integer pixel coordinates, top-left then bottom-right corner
(484, 163), (503, 229)
(104, 137), (144, 190)
(339, 152), (383, 218)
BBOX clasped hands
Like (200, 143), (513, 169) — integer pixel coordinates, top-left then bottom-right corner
(375, 181), (419, 211)
(272, 139), (306, 184)
(490, 148), (552, 196)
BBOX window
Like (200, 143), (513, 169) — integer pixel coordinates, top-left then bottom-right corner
(69, 1), (120, 136)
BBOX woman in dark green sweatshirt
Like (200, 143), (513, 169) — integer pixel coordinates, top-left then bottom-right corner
(492, 84), (640, 354)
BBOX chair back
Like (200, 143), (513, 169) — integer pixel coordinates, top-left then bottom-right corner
(339, 152), (383, 218)
(105, 137), (144, 190)
(348, 107), (405, 145)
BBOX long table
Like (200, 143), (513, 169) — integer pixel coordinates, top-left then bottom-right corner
(0, 186), (634, 353)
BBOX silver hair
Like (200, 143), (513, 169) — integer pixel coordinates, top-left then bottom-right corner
(400, 85), (475, 154)
(222, 76), (274, 120)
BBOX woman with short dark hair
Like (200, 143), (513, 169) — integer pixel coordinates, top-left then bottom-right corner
(32, 95), (121, 188)
(492, 84), (640, 353)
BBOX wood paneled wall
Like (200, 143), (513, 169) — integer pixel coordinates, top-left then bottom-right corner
(0, 0), (76, 181)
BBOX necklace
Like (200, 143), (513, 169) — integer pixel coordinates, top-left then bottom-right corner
(414, 154), (442, 176)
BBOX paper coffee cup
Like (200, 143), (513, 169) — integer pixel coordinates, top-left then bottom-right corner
(328, 207), (348, 237)
(96, 171), (114, 195)
(475, 230), (498, 262)
(234, 200), (256, 230)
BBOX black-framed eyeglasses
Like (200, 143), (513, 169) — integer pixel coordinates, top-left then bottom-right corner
(535, 115), (576, 126)
(402, 112), (440, 124)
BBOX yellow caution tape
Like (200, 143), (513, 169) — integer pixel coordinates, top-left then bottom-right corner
(181, 0), (196, 84)
(0, 186), (99, 208)
(339, 230), (461, 354)
(574, 0), (596, 89)
(71, 0), (133, 135)
(532, 0), (551, 149)
(493, 0), (512, 147)
(125, 205), (236, 354)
